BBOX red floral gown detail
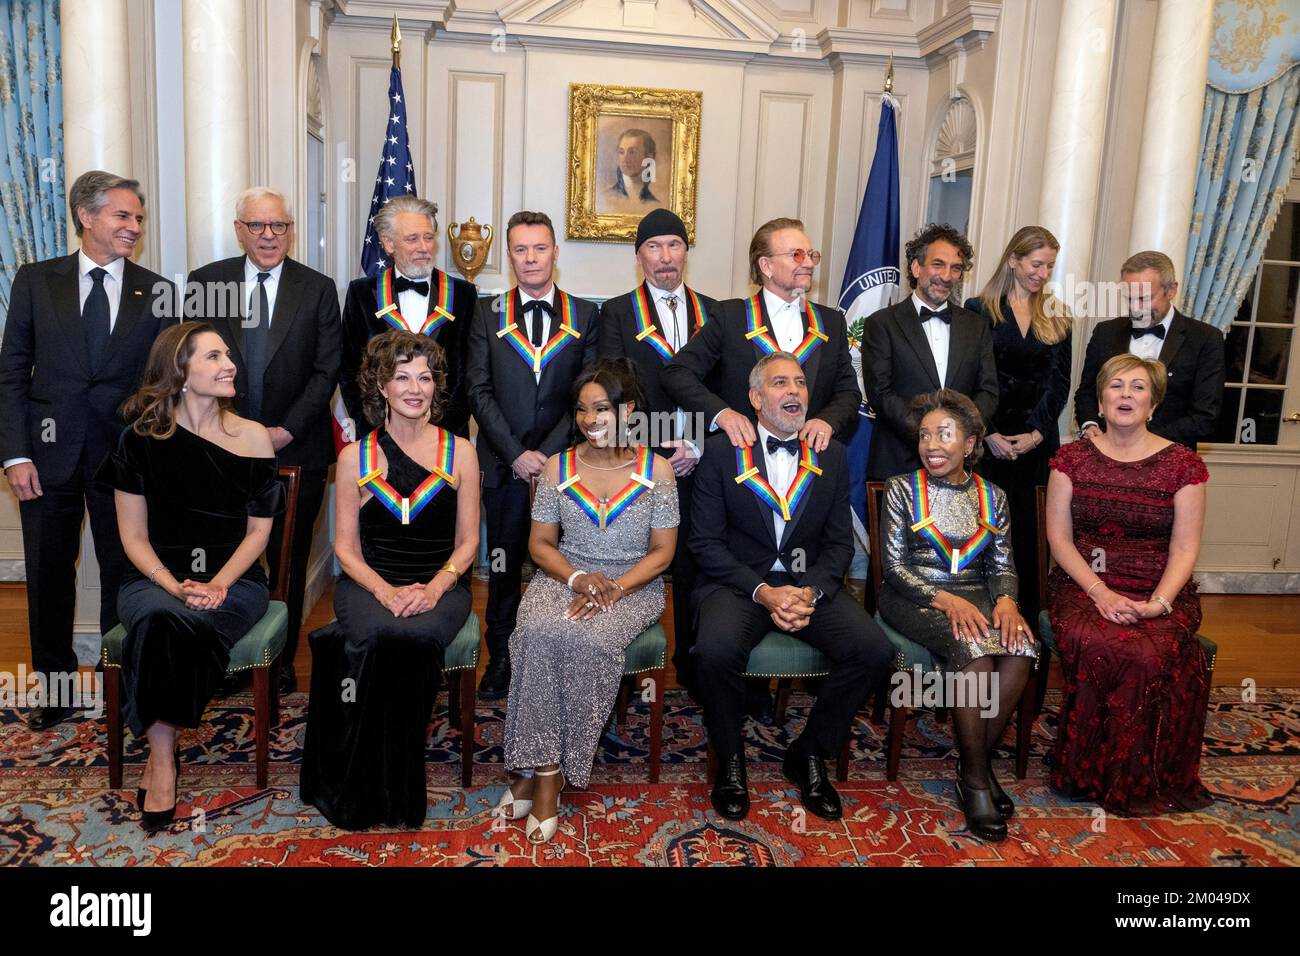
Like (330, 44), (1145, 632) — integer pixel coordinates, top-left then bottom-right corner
(1046, 439), (1213, 815)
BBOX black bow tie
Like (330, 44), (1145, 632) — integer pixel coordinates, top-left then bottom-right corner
(919, 306), (951, 323)
(524, 299), (555, 317)
(1131, 323), (1166, 339)
(393, 276), (429, 296)
(766, 435), (801, 457)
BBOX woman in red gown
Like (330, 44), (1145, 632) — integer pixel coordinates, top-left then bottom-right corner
(1045, 354), (1212, 815)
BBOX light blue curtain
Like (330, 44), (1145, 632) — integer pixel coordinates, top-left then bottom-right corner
(1183, 0), (1300, 330)
(0, 0), (65, 319)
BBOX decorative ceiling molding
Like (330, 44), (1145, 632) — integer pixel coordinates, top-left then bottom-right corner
(917, 0), (999, 59)
(331, 0), (452, 26)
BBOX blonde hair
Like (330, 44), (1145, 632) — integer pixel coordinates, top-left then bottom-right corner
(1095, 354), (1167, 408)
(977, 225), (1071, 345)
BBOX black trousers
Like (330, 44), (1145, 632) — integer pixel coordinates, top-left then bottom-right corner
(694, 582), (891, 759)
(19, 457), (126, 678)
(265, 466), (328, 670)
(483, 479), (533, 662)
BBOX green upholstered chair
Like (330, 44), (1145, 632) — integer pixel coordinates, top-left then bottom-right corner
(613, 622), (668, 782)
(1032, 486), (1218, 720)
(103, 465), (302, 791)
(441, 611), (483, 787)
(867, 481), (1040, 780)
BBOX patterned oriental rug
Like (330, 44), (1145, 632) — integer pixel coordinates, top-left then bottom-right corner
(0, 688), (1295, 867)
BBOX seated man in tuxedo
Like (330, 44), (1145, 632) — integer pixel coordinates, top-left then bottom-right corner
(862, 223), (998, 481)
(466, 210), (600, 698)
(690, 353), (891, 821)
(663, 217), (860, 452)
(340, 195), (477, 438)
(599, 208), (719, 689)
(1075, 250), (1224, 448)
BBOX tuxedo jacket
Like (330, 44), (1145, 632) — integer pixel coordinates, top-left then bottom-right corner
(662, 294), (860, 441)
(0, 253), (176, 486)
(690, 432), (853, 606)
(1074, 310), (1225, 448)
(465, 288), (600, 488)
(597, 282), (719, 441)
(341, 267), (477, 437)
(861, 298), (999, 480)
(186, 256), (341, 470)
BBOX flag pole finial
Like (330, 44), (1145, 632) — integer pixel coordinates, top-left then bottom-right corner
(391, 14), (402, 67)
(884, 52), (894, 94)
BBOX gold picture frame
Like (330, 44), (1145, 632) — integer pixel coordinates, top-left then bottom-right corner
(566, 83), (702, 243)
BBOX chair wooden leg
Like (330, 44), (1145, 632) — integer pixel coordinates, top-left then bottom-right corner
(773, 677), (792, 725)
(648, 669), (664, 784)
(253, 667), (270, 789)
(615, 676), (632, 733)
(268, 658), (281, 728)
(706, 739), (717, 783)
(106, 667), (123, 790)
(448, 671), (462, 731)
(934, 706), (949, 724)
(459, 669), (475, 787)
(1015, 671), (1037, 780)
(837, 733), (850, 782)
(886, 704), (907, 781)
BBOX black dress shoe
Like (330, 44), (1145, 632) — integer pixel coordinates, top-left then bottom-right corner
(25, 705), (73, 730)
(955, 777), (1008, 842)
(711, 754), (749, 820)
(141, 752), (180, 834)
(477, 658), (511, 700)
(277, 663), (297, 696)
(782, 749), (842, 820)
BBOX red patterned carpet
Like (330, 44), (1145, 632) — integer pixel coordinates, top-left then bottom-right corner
(1, 688), (1296, 867)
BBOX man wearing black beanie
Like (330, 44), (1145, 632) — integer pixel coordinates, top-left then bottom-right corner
(599, 209), (718, 692)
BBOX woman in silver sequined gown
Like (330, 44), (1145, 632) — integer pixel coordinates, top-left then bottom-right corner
(879, 389), (1035, 842)
(500, 359), (679, 843)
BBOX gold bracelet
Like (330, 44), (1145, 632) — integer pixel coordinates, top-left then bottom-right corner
(1151, 594), (1173, 616)
(438, 560), (459, 582)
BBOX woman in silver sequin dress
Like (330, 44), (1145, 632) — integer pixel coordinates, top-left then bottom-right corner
(879, 389), (1035, 842)
(499, 359), (679, 843)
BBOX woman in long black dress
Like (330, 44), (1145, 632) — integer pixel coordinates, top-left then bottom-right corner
(300, 330), (480, 830)
(97, 323), (284, 833)
(964, 225), (1072, 626)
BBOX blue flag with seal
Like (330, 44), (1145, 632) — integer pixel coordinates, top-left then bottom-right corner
(839, 91), (901, 561)
(360, 64), (417, 278)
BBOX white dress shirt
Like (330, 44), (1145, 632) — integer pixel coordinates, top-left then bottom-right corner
(651, 282), (687, 353)
(393, 267), (431, 331)
(912, 292), (951, 386)
(519, 285), (555, 383)
(757, 422), (799, 576)
(79, 251), (125, 332)
(243, 258), (284, 325)
(763, 287), (804, 353)
(1128, 308), (1174, 361)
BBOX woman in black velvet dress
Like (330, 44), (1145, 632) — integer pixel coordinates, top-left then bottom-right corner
(97, 323), (283, 832)
(300, 330), (480, 830)
(964, 226), (1072, 627)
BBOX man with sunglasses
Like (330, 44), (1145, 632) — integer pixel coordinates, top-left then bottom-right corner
(663, 217), (860, 453)
(185, 187), (341, 695)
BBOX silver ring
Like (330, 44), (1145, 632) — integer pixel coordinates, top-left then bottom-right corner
(585, 601), (594, 609)
(588, 585), (597, 595)
(1017, 624), (1024, 631)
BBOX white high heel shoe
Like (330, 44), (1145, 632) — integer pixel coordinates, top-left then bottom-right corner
(525, 768), (565, 844)
(495, 774), (535, 822)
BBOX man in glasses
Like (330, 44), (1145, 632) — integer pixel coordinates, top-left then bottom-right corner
(663, 217), (860, 452)
(186, 187), (341, 695)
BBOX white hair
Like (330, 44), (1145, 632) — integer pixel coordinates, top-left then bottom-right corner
(234, 186), (293, 221)
(373, 195), (438, 241)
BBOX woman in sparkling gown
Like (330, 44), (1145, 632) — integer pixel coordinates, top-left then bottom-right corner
(498, 358), (678, 844)
(879, 389), (1036, 842)
(1046, 354), (1212, 815)
(300, 330), (480, 830)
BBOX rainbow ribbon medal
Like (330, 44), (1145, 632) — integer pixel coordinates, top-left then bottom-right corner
(743, 294), (830, 364)
(908, 469), (1000, 573)
(734, 441), (822, 522)
(374, 268), (455, 335)
(357, 428), (456, 525)
(497, 289), (581, 374)
(557, 446), (655, 529)
(632, 284), (709, 362)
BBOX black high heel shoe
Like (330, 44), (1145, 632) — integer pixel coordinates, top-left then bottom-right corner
(985, 758), (1015, 819)
(141, 751), (180, 834)
(955, 776), (1008, 842)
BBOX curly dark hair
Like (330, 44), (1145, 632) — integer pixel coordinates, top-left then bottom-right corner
(908, 389), (986, 466)
(357, 330), (448, 429)
(570, 357), (648, 447)
(904, 222), (973, 289)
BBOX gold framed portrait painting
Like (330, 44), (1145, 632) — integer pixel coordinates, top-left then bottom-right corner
(566, 83), (702, 243)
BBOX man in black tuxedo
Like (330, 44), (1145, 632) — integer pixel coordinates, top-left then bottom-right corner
(466, 210), (600, 698)
(862, 223), (998, 481)
(186, 187), (341, 693)
(599, 208), (718, 688)
(1075, 250), (1224, 448)
(663, 217), (859, 453)
(0, 171), (176, 728)
(340, 195), (477, 438)
(691, 353), (891, 821)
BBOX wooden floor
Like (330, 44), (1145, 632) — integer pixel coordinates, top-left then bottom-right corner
(1, 581), (1296, 689)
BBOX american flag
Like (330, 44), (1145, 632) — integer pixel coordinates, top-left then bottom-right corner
(360, 64), (416, 277)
